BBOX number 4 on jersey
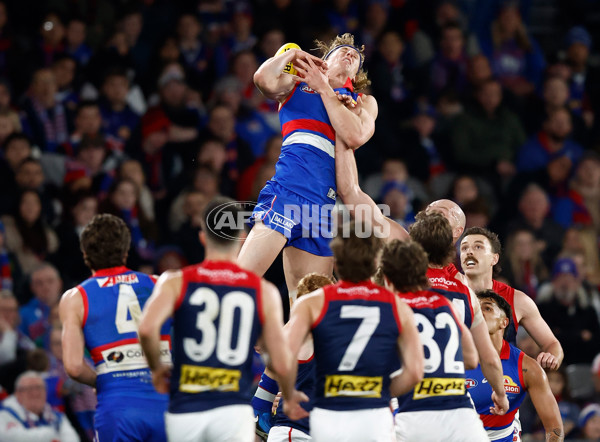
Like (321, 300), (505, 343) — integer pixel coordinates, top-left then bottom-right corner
(115, 284), (143, 334)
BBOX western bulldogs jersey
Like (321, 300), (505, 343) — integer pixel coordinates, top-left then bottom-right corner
(466, 341), (527, 441)
(274, 355), (316, 434)
(311, 280), (401, 411)
(275, 80), (360, 204)
(79, 266), (171, 400)
(169, 260), (263, 414)
(493, 280), (519, 345)
(428, 267), (474, 328)
(396, 289), (473, 413)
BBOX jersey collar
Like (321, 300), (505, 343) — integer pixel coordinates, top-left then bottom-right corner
(500, 339), (511, 360)
(343, 77), (354, 92)
(93, 266), (131, 277)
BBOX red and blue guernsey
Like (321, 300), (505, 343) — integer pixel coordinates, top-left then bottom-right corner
(466, 340), (527, 441)
(275, 80), (360, 204)
(396, 290), (473, 412)
(79, 266), (171, 400)
(311, 280), (402, 411)
(428, 267), (474, 329)
(169, 260), (264, 414)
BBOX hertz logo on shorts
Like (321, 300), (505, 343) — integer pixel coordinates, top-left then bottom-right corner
(413, 377), (465, 400)
(324, 374), (383, 398)
(179, 365), (241, 393)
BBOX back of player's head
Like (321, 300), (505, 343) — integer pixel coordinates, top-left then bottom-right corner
(330, 221), (382, 283)
(201, 196), (245, 247)
(409, 211), (454, 266)
(381, 240), (429, 292)
(296, 273), (334, 298)
(477, 289), (512, 336)
(80, 214), (131, 271)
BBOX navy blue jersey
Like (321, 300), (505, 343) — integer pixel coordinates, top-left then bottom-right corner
(275, 80), (360, 204)
(396, 289), (473, 412)
(312, 280), (401, 411)
(466, 341), (527, 441)
(274, 354), (315, 434)
(79, 266), (171, 401)
(169, 260), (263, 413)
(429, 267), (474, 329)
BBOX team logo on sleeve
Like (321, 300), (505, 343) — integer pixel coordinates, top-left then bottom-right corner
(503, 376), (521, 394)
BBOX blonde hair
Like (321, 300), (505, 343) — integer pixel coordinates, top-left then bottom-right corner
(314, 33), (370, 92)
(296, 273), (335, 298)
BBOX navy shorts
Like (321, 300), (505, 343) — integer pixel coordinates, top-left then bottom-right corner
(251, 180), (335, 257)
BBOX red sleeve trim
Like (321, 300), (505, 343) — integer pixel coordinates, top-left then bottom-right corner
(149, 274), (159, 284)
(392, 294), (403, 335)
(174, 270), (188, 311)
(77, 285), (89, 328)
(312, 289), (329, 329)
(518, 351), (526, 390)
(299, 353), (314, 364)
(256, 275), (265, 326)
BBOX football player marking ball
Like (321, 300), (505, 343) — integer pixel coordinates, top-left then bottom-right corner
(275, 43), (301, 75)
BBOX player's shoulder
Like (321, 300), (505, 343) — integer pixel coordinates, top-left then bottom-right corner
(492, 279), (514, 295)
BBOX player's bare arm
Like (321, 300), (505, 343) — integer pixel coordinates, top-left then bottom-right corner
(59, 287), (97, 388)
(460, 321), (478, 370)
(334, 138), (408, 241)
(254, 48), (325, 103)
(470, 319), (508, 415)
(522, 355), (564, 441)
(292, 58), (377, 149)
(258, 279), (309, 420)
(390, 298), (424, 397)
(515, 289), (563, 370)
(139, 270), (182, 394)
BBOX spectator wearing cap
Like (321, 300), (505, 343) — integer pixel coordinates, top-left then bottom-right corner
(538, 257), (600, 364)
(0, 370), (78, 441)
(552, 152), (600, 233)
(562, 26), (599, 126)
(98, 67), (140, 154)
(578, 404), (600, 440)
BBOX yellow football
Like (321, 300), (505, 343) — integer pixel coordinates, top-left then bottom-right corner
(275, 43), (301, 75)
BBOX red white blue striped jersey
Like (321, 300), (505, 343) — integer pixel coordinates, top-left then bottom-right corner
(311, 280), (402, 411)
(169, 260), (264, 413)
(79, 266), (171, 400)
(466, 340), (527, 441)
(396, 289), (473, 412)
(274, 80), (360, 204)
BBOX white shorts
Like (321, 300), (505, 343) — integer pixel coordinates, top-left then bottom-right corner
(394, 408), (487, 442)
(267, 426), (311, 442)
(310, 407), (395, 442)
(165, 404), (254, 442)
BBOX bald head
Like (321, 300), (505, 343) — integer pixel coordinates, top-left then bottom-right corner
(426, 199), (466, 244)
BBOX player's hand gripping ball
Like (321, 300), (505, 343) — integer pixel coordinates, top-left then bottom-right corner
(275, 43), (301, 75)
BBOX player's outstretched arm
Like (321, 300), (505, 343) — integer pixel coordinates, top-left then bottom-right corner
(515, 289), (563, 370)
(139, 270), (182, 393)
(254, 49), (324, 103)
(522, 355), (564, 441)
(259, 280), (308, 420)
(390, 299), (424, 397)
(59, 288), (97, 387)
(470, 316), (508, 415)
(460, 321), (478, 370)
(335, 139), (408, 242)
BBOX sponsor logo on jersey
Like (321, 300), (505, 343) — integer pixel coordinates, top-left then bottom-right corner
(413, 377), (465, 400)
(324, 374), (382, 398)
(337, 286), (380, 296)
(96, 274), (139, 287)
(179, 365), (242, 393)
(503, 376), (521, 394)
(402, 295), (440, 306)
(196, 267), (248, 281)
(428, 277), (457, 288)
(465, 378), (477, 389)
(100, 342), (171, 371)
(301, 85), (317, 94)
(107, 351), (124, 363)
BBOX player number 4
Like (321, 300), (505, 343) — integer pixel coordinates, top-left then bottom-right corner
(115, 284), (143, 334)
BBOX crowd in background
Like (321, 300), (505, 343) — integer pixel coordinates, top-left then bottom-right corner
(0, 0), (600, 440)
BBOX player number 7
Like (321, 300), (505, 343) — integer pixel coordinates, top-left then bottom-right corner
(337, 306), (381, 371)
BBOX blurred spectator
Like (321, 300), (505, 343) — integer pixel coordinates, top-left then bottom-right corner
(380, 180), (415, 228)
(0, 291), (34, 365)
(65, 17), (92, 67)
(578, 404), (600, 440)
(560, 227), (600, 288)
(448, 175), (479, 207)
(0, 370), (78, 441)
(176, 13), (215, 98)
(427, 22), (469, 100)
(451, 78), (525, 180)
(118, 159), (154, 222)
(117, 8), (150, 78)
(52, 55), (79, 115)
(538, 257), (600, 364)
(17, 263), (62, 345)
(35, 12), (66, 68)
(59, 101), (104, 158)
(552, 152), (600, 232)
(517, 108), (584, 188)
(321, 0), (361, 36)
(358, 1), (388, 59)
(85, 30), (136, 93)
(215, 6), (257, 77)
(0, 109), (22, 147)
(501, 227), (548, 300)
(1, 191), (59, 276)
(197, 137), (230, 196)
(0, 134), (32, 213)
(154, 246), (188, 274)
(14, 157), (58, 224)
(170, 189), (206, 265)
(20, 68), (69, 152)
(547, 368), (580, 438)
(0, 2), (16, 90)
(99, 67), (140, 155)
(237, 134), (281, 201)
(466, 54), (493, 95)
(52, 192), (97, 287)
(478, 2), (545, 98)
(462, 197), (491, 228)
(506, 183), (565, 268)
(254, 27), (285, 63)
(71, 134), (116, 198)
(229, 49), (272, 117)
